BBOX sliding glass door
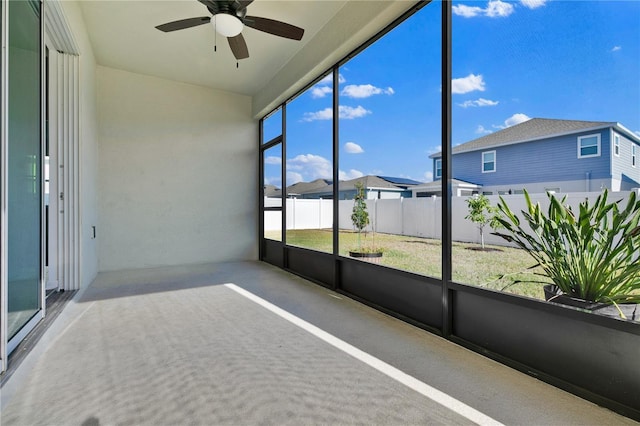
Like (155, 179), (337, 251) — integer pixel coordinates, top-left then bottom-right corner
(6, 0), (42, 346)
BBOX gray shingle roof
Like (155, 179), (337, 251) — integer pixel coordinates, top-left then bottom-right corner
(264, 185), (282, 197)
(293, 175), (408, 196)
(430, 118), (616, 158)
(286, 178), (332, 195)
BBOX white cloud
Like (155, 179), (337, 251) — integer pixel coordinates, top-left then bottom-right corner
(287, 154), (332, 182)
(286, 171), (303, 185)
(344, 142), (364, 154)
(505, 113), (531, 127)
(494, 113), (531, 129)
(302, 108), (333, 121)
(476, 125), (493, 134)
(452, 4), (484, 17)
(340, 105), (371, 119)
(424, 171), (434, 182)
(454, 0), (514, 18)
(319, 73), (346, 85)
(452, 74), (486, 94)
(611, 46), (622, 52)
(521, 0), (547, 9)
(311, 86), (332, 98)
(341, 84), (394, 98)
(458, 98), (499, 108)
(428, 145), (442, 155)
(264, 156), (282, 165)
(485, 0), (514, 17)
(302, 105), (372, 122)
(339, 169), (364, 180)
(310, 74), (346, 98)
(264, 176), (281, 187)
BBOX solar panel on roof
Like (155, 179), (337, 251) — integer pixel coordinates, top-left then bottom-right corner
(378, 176), (422, 185)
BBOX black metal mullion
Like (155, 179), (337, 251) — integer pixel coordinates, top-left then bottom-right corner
(332, 66), (340, 291)
(441, 0), (453, 337)
(281, 103), (288, 267)
(258, 118), (265, 260)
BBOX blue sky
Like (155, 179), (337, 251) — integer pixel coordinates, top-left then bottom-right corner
(264, 0), (640, 189)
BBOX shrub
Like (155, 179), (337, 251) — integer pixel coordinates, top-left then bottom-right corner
(351, 182), (370, 252)
(465, 194), (502, 249)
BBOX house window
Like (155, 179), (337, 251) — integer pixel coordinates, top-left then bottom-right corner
(482, 151), (496, 173)
(633, 145), (636, 167)
(614, 134), (620, 156)
(578, 134), (600, 158)
(435, 158), (442, 179)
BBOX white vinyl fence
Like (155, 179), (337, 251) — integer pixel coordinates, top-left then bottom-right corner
(265, 191), (636, 247)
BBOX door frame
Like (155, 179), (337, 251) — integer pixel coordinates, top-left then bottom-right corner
(0, 0), (46, 372)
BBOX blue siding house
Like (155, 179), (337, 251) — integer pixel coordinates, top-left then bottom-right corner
(431, 118), (640, 194)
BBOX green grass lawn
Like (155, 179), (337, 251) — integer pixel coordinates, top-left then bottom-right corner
(265, 229), (551, 300)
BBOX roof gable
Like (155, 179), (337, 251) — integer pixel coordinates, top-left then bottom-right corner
(286, 178), (332, 195)
(431, 118), (618, 158)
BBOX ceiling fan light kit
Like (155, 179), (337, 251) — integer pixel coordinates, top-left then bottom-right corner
(155, 0), (305, 63)
(213, 14), (243, 37)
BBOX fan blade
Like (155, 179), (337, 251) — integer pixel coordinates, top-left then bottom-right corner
(228, 34), (249, 60)
(244, 16), (304, 41)
(156, 17), (211, 32)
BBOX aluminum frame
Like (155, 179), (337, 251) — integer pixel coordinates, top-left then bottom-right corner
(257, 1), (640, 419)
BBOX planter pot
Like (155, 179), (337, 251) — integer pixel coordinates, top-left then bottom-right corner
(349, 251), (383, 264)
(543, 285), (638, 321)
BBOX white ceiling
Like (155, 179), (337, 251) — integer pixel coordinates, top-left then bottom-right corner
(79, 0), (349, 96)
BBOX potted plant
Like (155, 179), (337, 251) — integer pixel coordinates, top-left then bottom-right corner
(493, 189), (640, 321)
(349, 182), (383, 263)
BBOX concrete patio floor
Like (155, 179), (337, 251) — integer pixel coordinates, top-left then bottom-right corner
(1, 261), (637, 425)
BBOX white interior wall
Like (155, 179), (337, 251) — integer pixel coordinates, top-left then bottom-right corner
(60, 1), (99, 289)
(97, 67), (257, 271)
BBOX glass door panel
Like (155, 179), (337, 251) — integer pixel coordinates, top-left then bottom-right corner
(7, 0), (41, 339)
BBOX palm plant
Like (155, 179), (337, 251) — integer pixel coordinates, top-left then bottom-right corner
(493, 189), (640, 305)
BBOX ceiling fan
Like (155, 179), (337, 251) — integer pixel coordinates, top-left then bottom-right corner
(155, 0), (305, 61)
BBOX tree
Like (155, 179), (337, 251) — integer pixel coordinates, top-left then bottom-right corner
(465, 194), (502, 249)
(351, 182), (370, 251)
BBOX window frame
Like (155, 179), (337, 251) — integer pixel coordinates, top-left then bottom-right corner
(577, 133), (601, 159)
(434, 158), (442, 179)
(633, 144), (636, 168)
(481, 150), (496, 173)
(613, 133), (620, 157)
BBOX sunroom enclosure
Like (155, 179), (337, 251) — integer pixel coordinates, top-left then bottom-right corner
(260, 1), (640, 419)
(0, 0), (637, 421)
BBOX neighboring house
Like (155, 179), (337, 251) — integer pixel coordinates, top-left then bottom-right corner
(287, 175), (423, 199)
(286, 179), (332, 198)
(410, 179), (481, 198)
(263, 184), (282, 198)
(431, 118), (640, 194)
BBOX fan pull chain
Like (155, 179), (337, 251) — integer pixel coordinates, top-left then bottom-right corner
(214, 19), (217, 52)
(236, 62), (239, 69)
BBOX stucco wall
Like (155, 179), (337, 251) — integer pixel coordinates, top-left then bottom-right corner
(60, 1), (100, 289)
(97, 67), (257, 271)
